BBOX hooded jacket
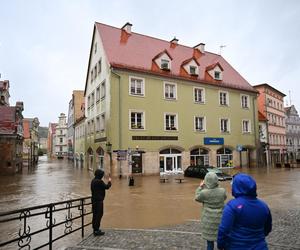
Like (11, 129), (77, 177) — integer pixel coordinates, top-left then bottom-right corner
(217, 173), (272, 250)
(195, 172), (227, 241)
(91, 169), (111, 202)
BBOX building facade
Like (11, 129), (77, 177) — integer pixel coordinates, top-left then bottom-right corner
(67, 90), (84, 161)
(54, 113), (68, 158)
(0, 80), (24, 174)
(23, 117), (40, 165)
(74, 102), (85, 167)
(257, 111), (269, 166)
(285, 105), (300, 161)
(254, 84), (286, 164)
(83, 22), (259, 176)
(47, 123), (57, 157)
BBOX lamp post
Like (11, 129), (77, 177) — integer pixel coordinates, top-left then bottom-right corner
(105, 142), (112, 175)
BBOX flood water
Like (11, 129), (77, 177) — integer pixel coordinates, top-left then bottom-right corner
(1, 156), (300, 248)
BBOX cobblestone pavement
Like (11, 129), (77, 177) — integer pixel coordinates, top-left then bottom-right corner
(66, 209), (300, 250)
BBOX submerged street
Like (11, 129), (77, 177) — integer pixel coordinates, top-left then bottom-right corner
(1, 156), (300, 249)
(1, 156), (300, 228)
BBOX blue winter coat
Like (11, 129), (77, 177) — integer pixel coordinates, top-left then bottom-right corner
(217, 173), (272, 250)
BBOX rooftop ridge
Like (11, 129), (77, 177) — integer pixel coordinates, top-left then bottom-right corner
(95, 21), (221, 56)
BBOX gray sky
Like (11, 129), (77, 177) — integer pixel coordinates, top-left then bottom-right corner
(1, 0), (300, 126)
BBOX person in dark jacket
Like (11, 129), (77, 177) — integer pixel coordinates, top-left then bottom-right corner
(217, 173), (272, 250)
(91, 169), (112, 236)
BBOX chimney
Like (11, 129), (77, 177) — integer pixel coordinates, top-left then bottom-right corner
(170, 37), (178, 45)
(121, 22), (132, 34)
(194, 43), (205, 53)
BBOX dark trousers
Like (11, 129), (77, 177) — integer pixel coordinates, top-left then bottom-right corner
(92, 201), (103, 231)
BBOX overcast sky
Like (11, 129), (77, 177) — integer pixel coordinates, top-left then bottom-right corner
(1, 0), (300, 126)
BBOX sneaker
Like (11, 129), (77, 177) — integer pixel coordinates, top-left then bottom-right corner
(93, 230), (105, 236)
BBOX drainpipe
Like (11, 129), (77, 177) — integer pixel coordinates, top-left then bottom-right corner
(111, 69), (122, 149)
(253, 94), (258, 167)
(111, 69), (122, 178)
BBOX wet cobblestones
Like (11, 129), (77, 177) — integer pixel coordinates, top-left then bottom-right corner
(67, 209), (300, 250)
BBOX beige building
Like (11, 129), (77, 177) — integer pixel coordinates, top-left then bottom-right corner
(74, 102), (85, 167)
(67, 90), (84, 161)
(83, 22), (259, 176)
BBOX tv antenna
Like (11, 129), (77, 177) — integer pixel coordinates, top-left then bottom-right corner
(219, 45), (226, 55)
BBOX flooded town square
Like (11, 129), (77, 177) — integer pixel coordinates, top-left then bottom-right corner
(1, 156), (300, 249)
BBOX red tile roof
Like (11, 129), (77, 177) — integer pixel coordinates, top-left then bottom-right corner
(95, 22), (256, 93)
(0, 106), (16, 134)
(258, 111), (267, 121)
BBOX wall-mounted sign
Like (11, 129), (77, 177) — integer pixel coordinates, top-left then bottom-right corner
(204, 137), (224, 145)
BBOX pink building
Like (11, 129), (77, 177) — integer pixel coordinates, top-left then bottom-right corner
(254, 83), (286, 164)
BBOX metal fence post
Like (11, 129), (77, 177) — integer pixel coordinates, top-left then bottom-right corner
(49, 204), (53, 250)
(81, 199), (84, 238)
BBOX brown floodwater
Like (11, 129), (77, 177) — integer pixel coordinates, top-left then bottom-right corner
(1, 156), (300, 248)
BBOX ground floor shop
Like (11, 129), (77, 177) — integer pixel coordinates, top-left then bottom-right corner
(103, 145), (257, 177)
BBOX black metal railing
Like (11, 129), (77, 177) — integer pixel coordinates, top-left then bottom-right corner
(0, 196), (92, 249)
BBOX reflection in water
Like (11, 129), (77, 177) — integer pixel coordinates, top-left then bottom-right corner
(1, 156), (300, 247)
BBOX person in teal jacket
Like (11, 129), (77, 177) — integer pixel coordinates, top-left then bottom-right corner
(217, 173), (272, 250)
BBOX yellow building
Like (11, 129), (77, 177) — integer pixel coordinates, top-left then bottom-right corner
(84, 22), (259, 176)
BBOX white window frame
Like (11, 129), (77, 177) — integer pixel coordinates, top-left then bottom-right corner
(129, 76), (145, 96)
(129, 109), (145, 130)
(190, 65), (197, 75)
(194, 87), (205, 104)
(91, 91), (95, 107)
(100, 80), (106, 99)
(96, 86), (100, 102)
(214, 71), (221, 80)
(161, 59), (170, 70)
(242, 119), (251, 133)
(241, 94), (250, 109)
(220, 118), (230, 133)
(164, 113), (178, 131)
(219, 91), (229, 106)
(96, 116), (100, 132)
(164, 82), (177, 100)
(100, 113), (105, 131)
(194, 116), (206, 132)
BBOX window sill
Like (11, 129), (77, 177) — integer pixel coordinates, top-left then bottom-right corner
(164, 97), (177, 101)
(194, 101), (205, 104)
(219, 104), (229, 107)
(195, 130), (206, 133)
(221, 131), (230, 134)
(129, 93), (145, 97)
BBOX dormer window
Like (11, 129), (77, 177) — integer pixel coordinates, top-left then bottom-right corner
(161, 59), (170, 70)
(190, 66), (197, 75)
(214, 71), (221, 79)
(206, 62), (224, 81)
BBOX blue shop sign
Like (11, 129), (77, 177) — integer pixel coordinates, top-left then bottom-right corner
(204, 137), (224, 145)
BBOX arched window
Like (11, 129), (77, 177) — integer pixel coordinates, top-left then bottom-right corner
(96, 147), (104, 169)
(190, 148), (209, 166)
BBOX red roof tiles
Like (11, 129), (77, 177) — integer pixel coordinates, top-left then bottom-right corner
(95, 22), (256, 93)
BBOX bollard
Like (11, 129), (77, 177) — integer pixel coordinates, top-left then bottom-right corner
(129, 176), (134, 186)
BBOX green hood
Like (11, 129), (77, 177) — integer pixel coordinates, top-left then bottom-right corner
(204, 172), (219, 189)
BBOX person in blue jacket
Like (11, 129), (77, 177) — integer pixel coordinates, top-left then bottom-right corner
(217, 173), (272, 250)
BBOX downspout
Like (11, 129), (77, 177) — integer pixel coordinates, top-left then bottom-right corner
(253, 94), (259, 167)
(111, 69), (122, 150)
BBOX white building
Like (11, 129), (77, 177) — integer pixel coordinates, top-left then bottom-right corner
(55, 113), (68, 158)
